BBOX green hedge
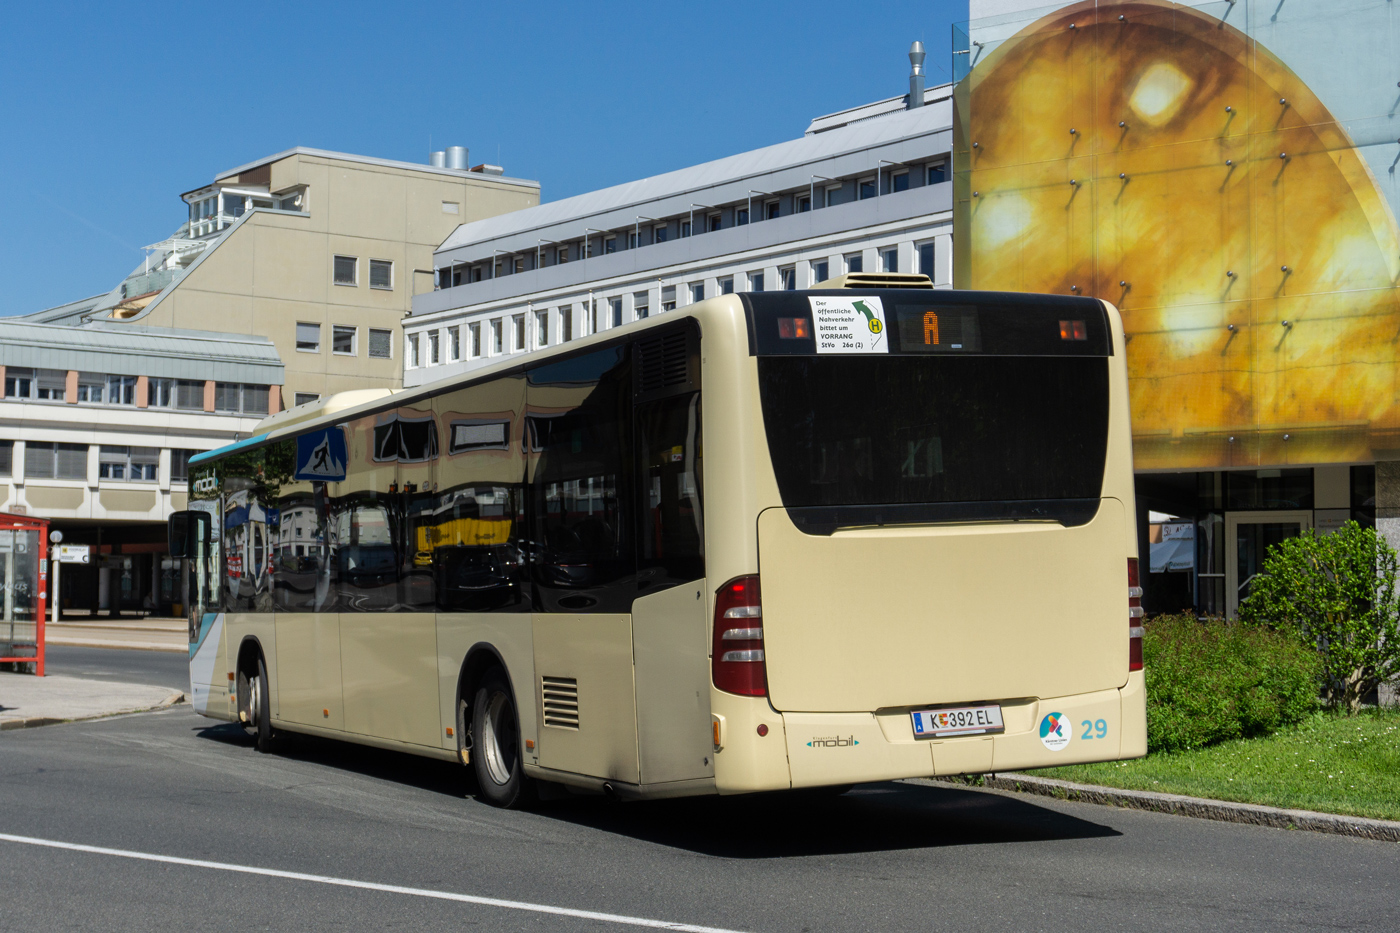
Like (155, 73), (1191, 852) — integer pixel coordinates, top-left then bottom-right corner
(1144, 614), (1320, 753)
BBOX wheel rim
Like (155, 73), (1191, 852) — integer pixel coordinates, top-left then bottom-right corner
(248, 674), (261, 731)
(480, 691), (517, 786)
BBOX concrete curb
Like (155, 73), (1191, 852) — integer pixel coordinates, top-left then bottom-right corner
(45, 637), (187, 654)
(922, 773), (1400, 843)
(0, 690), (185, 731)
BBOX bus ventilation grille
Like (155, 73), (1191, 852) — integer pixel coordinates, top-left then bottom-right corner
(541, 676), (580, 730)
(636, 330), (691, 393)
(821, 272), (934, 289)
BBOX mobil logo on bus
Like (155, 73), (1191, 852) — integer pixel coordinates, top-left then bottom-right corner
(807, 735), (859, 748)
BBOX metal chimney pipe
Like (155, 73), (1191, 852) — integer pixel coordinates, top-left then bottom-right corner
(430, 150), (447, 167)
(908, 40), (926, 109)
(446, 146), (469, 170)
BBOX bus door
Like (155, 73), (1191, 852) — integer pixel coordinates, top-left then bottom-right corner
(630, 323), (712, 786)
(527, 344), (640, 784)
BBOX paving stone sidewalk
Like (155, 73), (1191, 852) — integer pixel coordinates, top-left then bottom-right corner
(0, 673), (183, 729)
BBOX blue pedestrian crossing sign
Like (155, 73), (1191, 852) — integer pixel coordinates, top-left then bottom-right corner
(295, 427), (348, 482)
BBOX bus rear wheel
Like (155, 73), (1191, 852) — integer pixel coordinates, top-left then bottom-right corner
(471, 669), (530, 808)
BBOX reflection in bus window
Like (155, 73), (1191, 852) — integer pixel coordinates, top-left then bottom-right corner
(636, 391), (703, 586)
(433, 375), (529, 612)
(528, 346), (634, 612)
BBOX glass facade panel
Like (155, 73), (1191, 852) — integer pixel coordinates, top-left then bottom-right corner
(958, 0), (1400, 473)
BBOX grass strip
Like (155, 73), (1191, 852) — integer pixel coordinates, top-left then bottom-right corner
(1028, 708), (1400, 822)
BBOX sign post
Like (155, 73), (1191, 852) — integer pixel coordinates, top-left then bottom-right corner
(49, 530), (62, 632)
(49, 539), (90, 629)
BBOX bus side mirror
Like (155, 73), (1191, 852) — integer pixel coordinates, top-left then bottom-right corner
(168, 511), (210, 558)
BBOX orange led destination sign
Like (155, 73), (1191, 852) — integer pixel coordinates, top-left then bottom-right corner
(894, 305), (981, 353)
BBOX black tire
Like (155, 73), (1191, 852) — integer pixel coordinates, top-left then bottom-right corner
(471, 669), (530, 808)
(252, 655), (275, 753)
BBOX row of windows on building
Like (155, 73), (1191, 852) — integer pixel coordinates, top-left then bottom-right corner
(0, 440), (195, 483)
(5, 371), (269, 415)
(434, 159), (949, 289)
(332, 256), (394, 290)
(407, 241), (940, 368)
(294, 323), (395, 359)
(2, 369), (272, 415)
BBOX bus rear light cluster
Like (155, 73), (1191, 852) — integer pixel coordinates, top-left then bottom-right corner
(1128, 558), (1144, 672)
(713, 576), (767, 696)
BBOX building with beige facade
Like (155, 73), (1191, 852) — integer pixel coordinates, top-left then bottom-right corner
(1, 146), (539, 615)
(31, 147), (540, 406)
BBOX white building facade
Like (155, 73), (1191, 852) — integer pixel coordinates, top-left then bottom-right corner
(0, 320), (281, 615)
(404, 84), (954, 387)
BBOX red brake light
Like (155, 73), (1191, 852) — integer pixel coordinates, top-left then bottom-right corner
(778, 317), (810, 339)
(1128, 558), (1144, 672)
(1060, 319), (1087, 341)
(713, 575), (767, 696)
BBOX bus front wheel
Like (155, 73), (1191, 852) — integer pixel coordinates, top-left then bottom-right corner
(238, 654), (275, 753)
(471, 669), (530, 808)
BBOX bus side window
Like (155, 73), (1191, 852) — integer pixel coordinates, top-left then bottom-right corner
(432, 375), (529, 613)
(220, 447), (266, 613)
(527, 345), (636, 613)
(329, 415), (400, 612)
(271, 437), (327, 613)
(636, 392), (703, 587)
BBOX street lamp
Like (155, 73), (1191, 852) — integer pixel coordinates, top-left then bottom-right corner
(877, 160), (907, 196)
(584, 228), (607, 259)
(747, 190), (775, 223)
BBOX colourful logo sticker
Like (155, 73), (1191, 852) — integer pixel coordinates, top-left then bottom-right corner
(1039, 712), (1070, 751)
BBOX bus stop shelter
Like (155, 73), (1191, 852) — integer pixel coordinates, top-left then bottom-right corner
(0, 512), (49, 676)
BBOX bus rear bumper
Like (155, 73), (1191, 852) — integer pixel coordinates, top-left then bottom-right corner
(773, 671), (1148, 791)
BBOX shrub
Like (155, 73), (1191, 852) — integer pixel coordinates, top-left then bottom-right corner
(1143, 614), (1320, 753)
(1238, 521), (1400, 712)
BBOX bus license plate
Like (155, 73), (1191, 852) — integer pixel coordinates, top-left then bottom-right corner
(911, 704), (1004, 739)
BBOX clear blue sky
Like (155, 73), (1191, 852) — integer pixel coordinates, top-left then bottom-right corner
(0, 0), (965, 316)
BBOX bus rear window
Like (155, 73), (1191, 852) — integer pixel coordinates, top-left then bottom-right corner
(757, 355), (1108, 531)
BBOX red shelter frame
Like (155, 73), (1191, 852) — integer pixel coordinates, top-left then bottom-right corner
(0, 511), (49, 676)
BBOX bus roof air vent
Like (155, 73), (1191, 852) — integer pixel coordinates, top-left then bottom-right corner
(811, 272), (935, 289)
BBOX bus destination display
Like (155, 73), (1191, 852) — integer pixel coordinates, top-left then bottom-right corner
(893, 305), (981, 353)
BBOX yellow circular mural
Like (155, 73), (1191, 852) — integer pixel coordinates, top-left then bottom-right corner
(956, 0), (1400, 469)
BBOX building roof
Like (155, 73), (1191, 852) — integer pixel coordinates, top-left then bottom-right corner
(803, 85), (951, 134)
(436, 88), (953, 255)
(210, 146), (540, 190)
(0, 319), (283, 384)
(16, 293), (113, 325)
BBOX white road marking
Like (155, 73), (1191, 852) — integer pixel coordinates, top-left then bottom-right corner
(0, 831), (749, 933)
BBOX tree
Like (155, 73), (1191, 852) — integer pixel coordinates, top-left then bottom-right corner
(1238, 521), (1400, 712)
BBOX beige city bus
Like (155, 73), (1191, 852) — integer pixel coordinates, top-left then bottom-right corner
(170, 274), (1146, 808)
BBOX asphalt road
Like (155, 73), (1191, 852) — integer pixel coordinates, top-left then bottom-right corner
(1, 657), (1397, 932)
(43, 645), (189, 690)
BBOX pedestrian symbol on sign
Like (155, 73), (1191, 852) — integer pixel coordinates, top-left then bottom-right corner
(294, 427), (348, 482)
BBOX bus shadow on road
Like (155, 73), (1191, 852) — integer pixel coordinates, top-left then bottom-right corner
(195, 724), (1118, 858)
(541, 782), (1121, 858)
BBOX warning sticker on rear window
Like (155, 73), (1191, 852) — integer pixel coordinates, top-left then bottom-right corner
(809, 296), (888, 354)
